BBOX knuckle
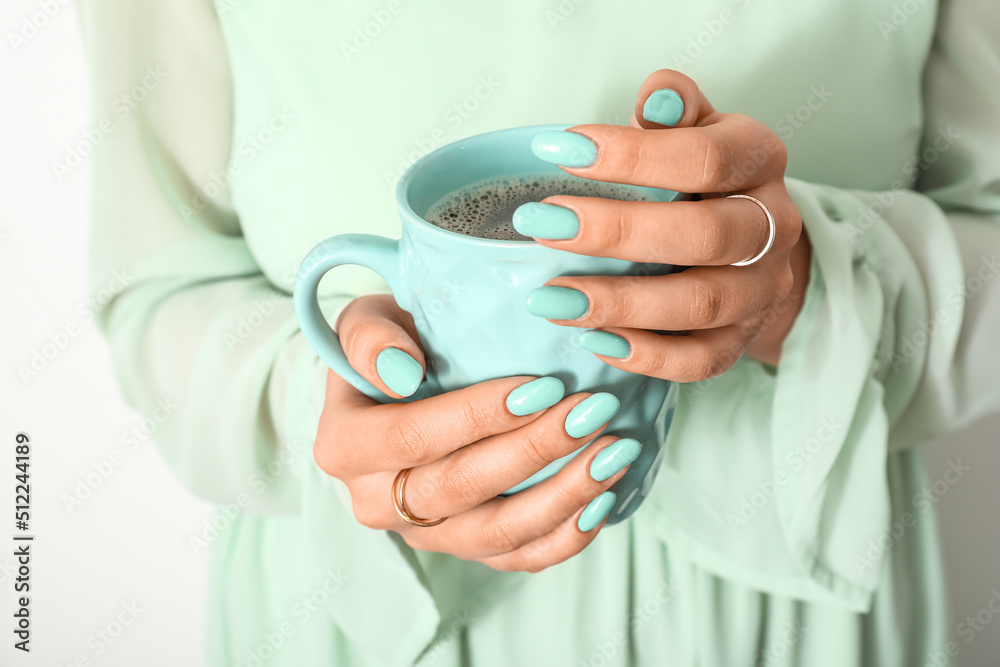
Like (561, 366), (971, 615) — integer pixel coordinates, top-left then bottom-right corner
(642, 349), (675, 380)
(439, 456), (488, 507)
(698, 211), (731, 262)
(456, 396), (492, 435)
(385, 416), (432, 464)
(606, 205), (631, 252)
(547, 479), (584, 516)
(607, 279), (640, 324)
(698, 137), (730, 190)
(312, 438), (341, 477)
(689, 280), (724, 327)
(350, 498), (385, 530)
(684, 341), (729, 382)
(517, 428), (557, 470)
(775, 268), (795, 298)
(481, 515), (520, 554)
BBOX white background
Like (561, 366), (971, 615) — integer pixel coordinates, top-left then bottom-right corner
(0, 2), (998, 666)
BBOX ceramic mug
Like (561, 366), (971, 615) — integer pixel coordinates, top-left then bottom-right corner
(294, 125), (680, 523)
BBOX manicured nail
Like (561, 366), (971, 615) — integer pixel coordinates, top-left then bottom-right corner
(565, 392), (620, 439)
(642, 89), (684, 127)
(375, 347), (423, 397)
(525, 286), (589, 320)
(590, 438), (641, 482)
(579, 330), (631, 359)
(530, 130), (597, 168)
(578, 491), (616, 532)
(506, 376), (566, 417)
(512, 203), (580, 240)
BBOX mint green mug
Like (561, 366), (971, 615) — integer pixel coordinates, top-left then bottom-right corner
(294, 125), (680, 523)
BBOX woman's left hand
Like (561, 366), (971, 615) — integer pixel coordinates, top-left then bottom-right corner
(518, 69), (812, 380)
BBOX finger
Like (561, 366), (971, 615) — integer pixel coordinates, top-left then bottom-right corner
(579, 325), (749, 382)
(405, 435), (637, 559)
(632, 69), (719, 129)
(477, 503), (608, 573)
(520, 193), (774, 266)
(535, 119), (786, 194)
(534, 262), (793, 332)
(316, 372), (567, 476)
(335, 294), (426, 399)
(401, 391), (619, 520)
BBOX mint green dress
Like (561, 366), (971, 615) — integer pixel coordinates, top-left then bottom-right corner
(80, 0), (1000, 665)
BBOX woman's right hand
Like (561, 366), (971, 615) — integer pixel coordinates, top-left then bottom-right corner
(314, 294), (641, 573)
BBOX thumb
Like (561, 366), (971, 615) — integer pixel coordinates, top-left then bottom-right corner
(334, 294), (427, 399)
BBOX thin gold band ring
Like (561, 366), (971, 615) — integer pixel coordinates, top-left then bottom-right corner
(391, 468), (447, 527)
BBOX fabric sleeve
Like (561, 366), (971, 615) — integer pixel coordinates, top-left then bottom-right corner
(79, 2), (440, 663)
(642, 0), (1000, 611)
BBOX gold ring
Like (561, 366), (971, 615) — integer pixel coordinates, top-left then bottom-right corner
(391, 468), (446, 527)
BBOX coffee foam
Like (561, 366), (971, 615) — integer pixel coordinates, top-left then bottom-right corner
(425, 174), (654, 241)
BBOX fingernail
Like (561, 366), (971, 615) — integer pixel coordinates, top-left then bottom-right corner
(530, 130), (597, 168)
(512, 202), (580, 240)
(375, 347), (423, 397)
(590, 438), (641, 482)
(579, 330), (631, 359)
(578, 491), (616, 532)
(506, 376), (566, 417)
(525, 286), (589, 320)
(642, 89), (684, 127)
(565, 392), (620, 439)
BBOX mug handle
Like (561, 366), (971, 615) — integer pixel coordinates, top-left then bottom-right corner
(294, 234), (410, 401)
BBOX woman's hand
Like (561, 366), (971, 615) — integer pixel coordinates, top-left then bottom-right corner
(518, 69), (812, 379)
(313, 294), (641, 572)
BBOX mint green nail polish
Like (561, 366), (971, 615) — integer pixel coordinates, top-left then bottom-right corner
(642, 88), (684, 127)
(375, 347), (422, 397)
(590, 438), (641, 482)
(578, 491), (616, 532)
(525, 286), (588, 320)
(530, 130), (597, 168)
(512, 203), (580, 240)
(579, 330), (631, 359)
(565, 392), (620, 439)
(506, 376), (566, 417)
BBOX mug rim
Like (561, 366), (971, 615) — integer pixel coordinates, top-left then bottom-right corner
(395, 124), (571, 248)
